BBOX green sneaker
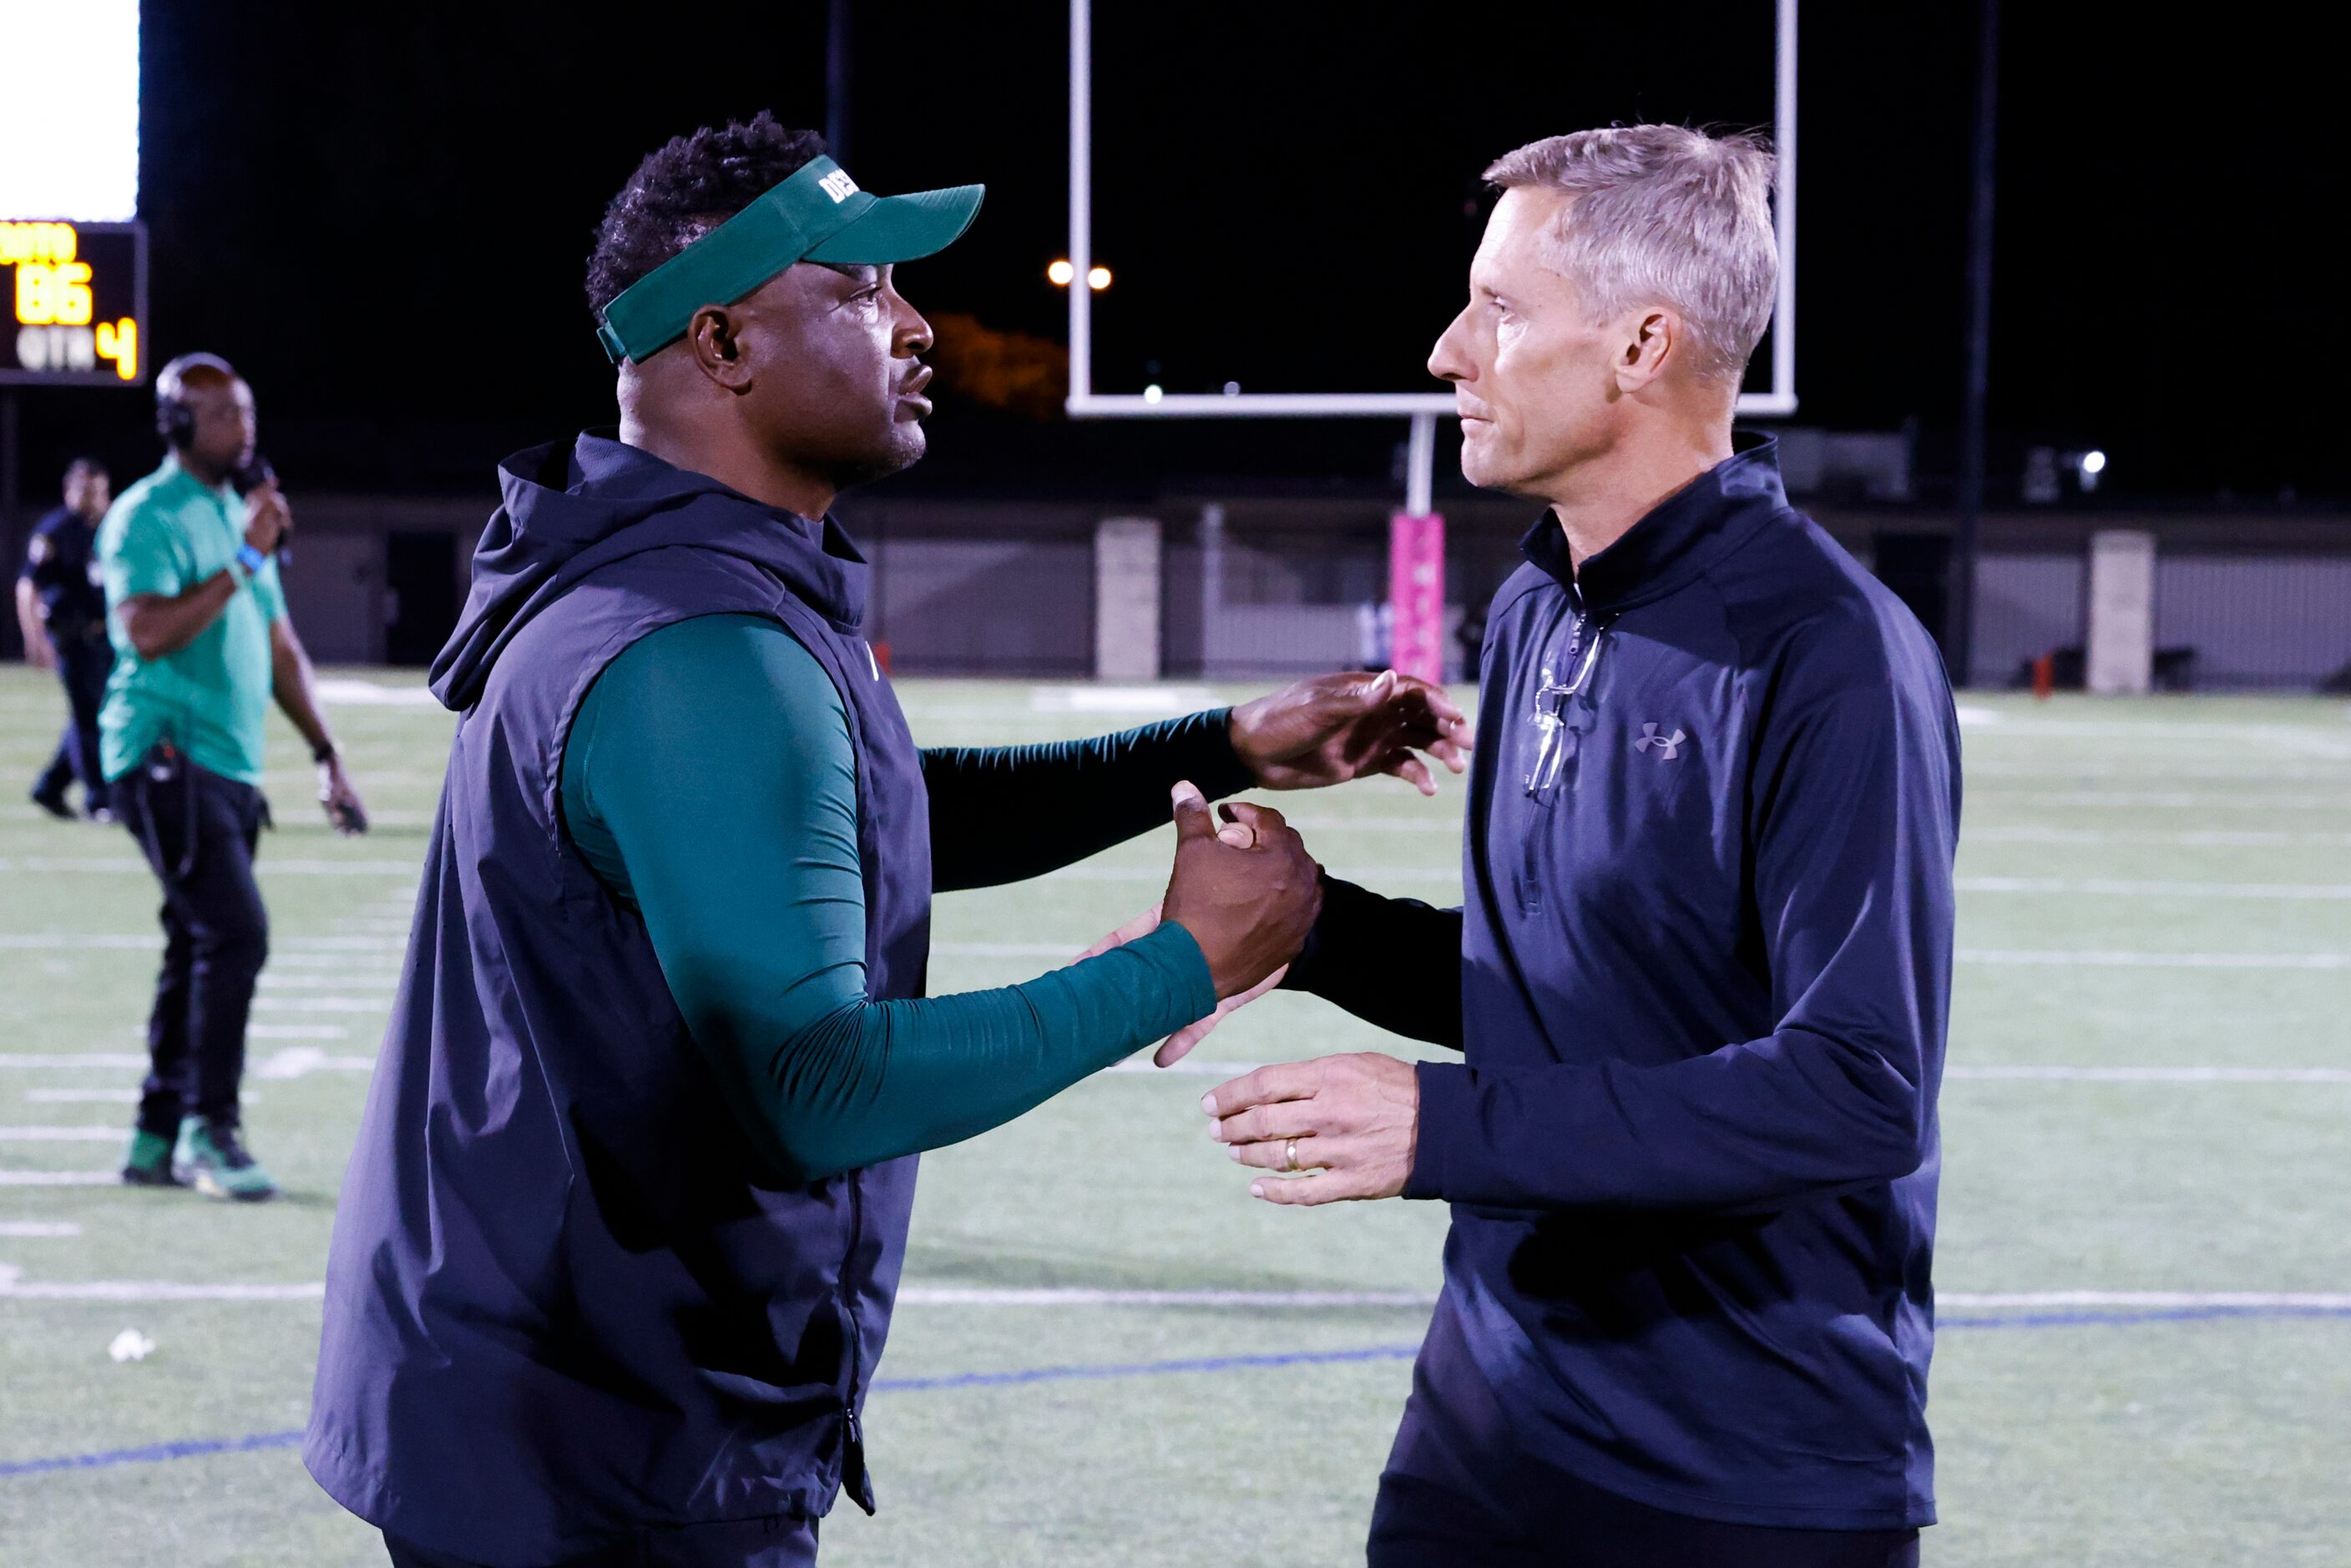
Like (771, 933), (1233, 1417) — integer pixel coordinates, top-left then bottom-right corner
(120, 1127), (180, 1187)
(173, 1117), (278, 1202)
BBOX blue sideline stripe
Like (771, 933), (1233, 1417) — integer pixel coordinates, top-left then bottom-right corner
(0, 1428), (301, 1479)
(872, 1341), (1418, 1393)
(8, 1302), (2349, 1482)
(1942, 1303), (2351, 1331)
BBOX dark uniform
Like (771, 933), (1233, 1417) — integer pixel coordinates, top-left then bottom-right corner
(19, 505), (115, 815)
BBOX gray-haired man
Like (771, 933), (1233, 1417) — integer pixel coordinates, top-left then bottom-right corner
(1205, 126), (1958, 1565)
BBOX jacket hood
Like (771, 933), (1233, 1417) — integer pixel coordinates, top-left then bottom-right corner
(430, 433), (869, 711)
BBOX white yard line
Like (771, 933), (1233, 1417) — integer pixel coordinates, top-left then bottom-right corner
(1964, 827), (2351, 846)
(22, 1089), (137, 1104)
(0, 1128), (124, 1142)
(251, 1047), (375, 1080)
(313, 678), (437, 706)
(1939, 1292), (2351, 1310)
(1949, 1065), (2351, 1083)
(0, 1264), (324, 1301)
(891, 1287), (2351, 1312)
(1959, 949), (2348, 970)
(0, 1054), (149, 1070)
(897, 1287), (1435, 1308)
(0, 857), (415, 876)
(1027, 685), (1222, 715)
(0, 859), (146, 874)
(1963, 717), (2349, 749)
(1964, 762), (2351, 780)
(0, 1171), (119, 1186)
(0, 1263), (2333, 1312)
(1957, 877), (2351, 899)
(1968, 791), (2348, 810)
(0, 1222), (80, 1237)
(0, 935), (156, 950)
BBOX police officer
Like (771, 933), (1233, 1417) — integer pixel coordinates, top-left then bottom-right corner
(16, 458), (115, 819)
(100, 352), (369, 1202)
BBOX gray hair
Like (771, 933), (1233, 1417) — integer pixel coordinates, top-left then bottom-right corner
(1484, 125), (1777, 384)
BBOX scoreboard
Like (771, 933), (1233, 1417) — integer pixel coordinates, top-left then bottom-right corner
(0, 220), (147, 387)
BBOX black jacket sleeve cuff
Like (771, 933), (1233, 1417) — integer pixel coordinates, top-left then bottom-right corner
(1403, 1060), (1469, 1201)
(1182, 707), (1257, 801)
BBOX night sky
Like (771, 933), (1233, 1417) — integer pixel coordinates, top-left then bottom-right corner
(9, 0), (2342, 507)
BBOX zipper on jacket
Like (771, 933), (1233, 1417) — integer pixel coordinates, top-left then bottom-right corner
(1515, 591), (1612, 914)
(837, 1168), (877, 1513)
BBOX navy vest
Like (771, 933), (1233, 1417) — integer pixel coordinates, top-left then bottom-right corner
(307, 437), (931, 1562)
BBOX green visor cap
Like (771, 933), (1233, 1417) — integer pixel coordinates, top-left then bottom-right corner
(595, 154), (983, 365)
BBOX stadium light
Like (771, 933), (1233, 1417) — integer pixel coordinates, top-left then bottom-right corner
(1086, 265), (1111, 291)
(0, 0), (139, 220)
(1142, 384), (1163, 403)
(1046, 258), (1074, 286)
(2075, 448), (2107, 493)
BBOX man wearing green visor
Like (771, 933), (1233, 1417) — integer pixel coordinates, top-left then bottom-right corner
(309, 114), (1469, 1566)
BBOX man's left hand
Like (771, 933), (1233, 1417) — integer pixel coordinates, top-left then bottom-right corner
(319, 756), (369, 836)
(1206, 1052), (1419, 1205)
(1229, 670), (1471, 797)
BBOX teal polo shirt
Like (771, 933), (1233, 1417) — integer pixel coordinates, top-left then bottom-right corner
(96, 454), (286, 786)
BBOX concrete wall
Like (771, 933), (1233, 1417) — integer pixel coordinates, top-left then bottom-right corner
(2156, 555), (2351, 689)
(1969, 553), (2085, 686)
(245, 488), (2351, 690)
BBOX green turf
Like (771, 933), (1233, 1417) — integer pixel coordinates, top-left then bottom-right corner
(1, 670), (2347, 1565)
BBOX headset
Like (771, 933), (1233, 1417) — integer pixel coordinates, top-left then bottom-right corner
(154, 352), (238, 448)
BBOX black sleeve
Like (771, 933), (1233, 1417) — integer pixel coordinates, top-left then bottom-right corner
(1279, 875), (1465, 1049)
(923, 709), (1258, 893)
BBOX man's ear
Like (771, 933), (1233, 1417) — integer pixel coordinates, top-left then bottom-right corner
(1612, 306), (1679, 396)
(685, 305), (756, 395)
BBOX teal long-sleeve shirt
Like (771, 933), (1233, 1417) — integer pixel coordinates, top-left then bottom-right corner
(560, 614), (1241, 1183)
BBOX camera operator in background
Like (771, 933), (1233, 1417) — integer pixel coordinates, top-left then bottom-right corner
(99, 351), (369, 1203)
(17, 457), (116, 820)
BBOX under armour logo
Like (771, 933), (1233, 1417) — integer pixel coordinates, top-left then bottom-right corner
(818, 170), (860, 203)
(1633, 723), (1686, 761)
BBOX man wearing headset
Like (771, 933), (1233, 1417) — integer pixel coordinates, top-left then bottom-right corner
(99, 351), (369, 1201)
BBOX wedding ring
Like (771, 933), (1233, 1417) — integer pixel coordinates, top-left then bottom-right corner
(1284, 1138), (1302, 1173)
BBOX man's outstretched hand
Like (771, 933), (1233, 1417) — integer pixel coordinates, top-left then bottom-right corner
(1229, 670), (1471, 797)
(1205, 1053), (1420, 1205)
(1160, 782), (1320, 1000)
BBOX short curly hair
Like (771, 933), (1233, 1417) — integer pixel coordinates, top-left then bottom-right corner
(584, 112), (828, 322)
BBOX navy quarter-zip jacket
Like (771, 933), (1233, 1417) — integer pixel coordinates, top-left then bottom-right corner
(1287, 436), (1959, 1530)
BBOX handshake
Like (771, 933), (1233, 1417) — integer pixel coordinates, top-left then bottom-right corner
(1079, 668), (1471, 1207)
(1084, 781), (1320, 1067)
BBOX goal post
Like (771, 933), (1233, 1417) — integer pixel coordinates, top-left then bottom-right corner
(1064, 0), (1797, 683)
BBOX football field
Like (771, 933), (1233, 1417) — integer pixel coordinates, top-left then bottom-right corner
(1, 668), (2346, 1566)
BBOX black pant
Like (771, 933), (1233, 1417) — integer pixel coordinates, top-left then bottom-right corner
(35, 630), (111, 807)
(383, 1515), (817, 1568)
(1368, 1296), (1922, 1568)
(112, 749), (268, 1133)
(1368, 1469), (1921, 1568)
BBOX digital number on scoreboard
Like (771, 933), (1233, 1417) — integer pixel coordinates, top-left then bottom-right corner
(0, 220), (147, 386)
